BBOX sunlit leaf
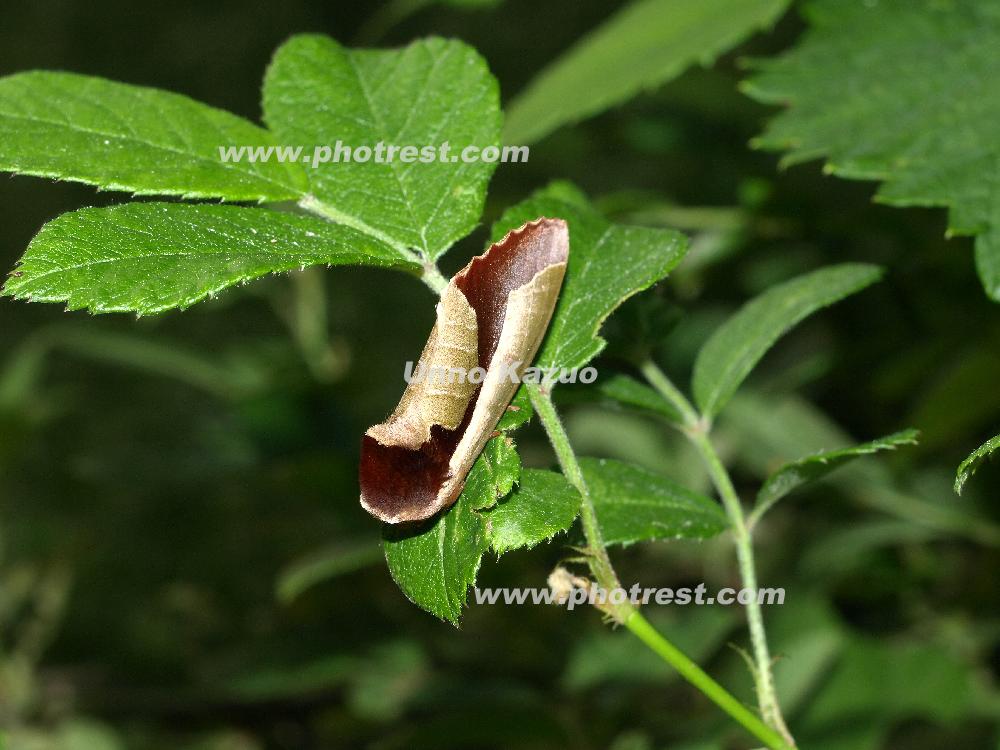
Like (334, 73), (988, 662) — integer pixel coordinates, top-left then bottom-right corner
(264, 34), (501, 260)
(4, 203), (415, 314)
(0, 71), (305, 201)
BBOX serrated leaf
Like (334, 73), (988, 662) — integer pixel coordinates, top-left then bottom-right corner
(0, 71), (305, 201)
(263, 34), (501, 260)
(382, 434), (517, 623)
(745, 0), (1000, 299)
(3, 202), (415, 314)
(491, 182), (687, 373)
(595, 374), (682, 424)
(755, 429), (919, 521)
(462, 435), (521, 512)
(692, 263), (882, 419)
(496, 387), (533, 431)
(955, 433), (1000, 495)
(485, 469), (581, 554)
(504, 0), (789, 144)
(580, 457), (726, 546)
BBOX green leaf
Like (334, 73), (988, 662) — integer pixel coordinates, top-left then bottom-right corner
(462, 435), (522, 511)
(3, 202), (415, 314)
(492, 182), (688, 373)
(755, 429), (920, 521)
(692, 264), (882, 419)
(485, 469), (581, 554)
(0, 71), (305, 202)
(496, 387), (533, 431)
(745, 0), (1000, 299)
(595, 373), (682, 424)
(263, 34), (501, 260)
(955, 433), (1000, 495)
(579, 457), (726, 546)
(382, 435), (517, 623)
(504, 0), (790, 144)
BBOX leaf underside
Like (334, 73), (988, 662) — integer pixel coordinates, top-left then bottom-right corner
(756, 429), (920, 519)
(955, 433), (1000, 495)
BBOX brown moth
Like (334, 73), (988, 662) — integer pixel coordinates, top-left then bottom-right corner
(360, 217), (569, 523)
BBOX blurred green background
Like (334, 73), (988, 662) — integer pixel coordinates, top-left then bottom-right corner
(1, 1), (999, 748)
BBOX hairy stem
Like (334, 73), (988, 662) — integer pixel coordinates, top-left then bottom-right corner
(525, 382), (621, 599)
(625, 611), (792, 750)
(639, 359), (795, 747)
(525, 381), (793, 750)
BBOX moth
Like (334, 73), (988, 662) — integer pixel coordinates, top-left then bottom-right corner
(360, 217), (569, 523)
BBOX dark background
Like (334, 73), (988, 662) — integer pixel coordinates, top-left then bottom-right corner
(1, 2), (999, 749)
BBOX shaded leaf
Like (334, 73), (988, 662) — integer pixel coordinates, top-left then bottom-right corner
(754, 429), (919, 521)
(955, 433), (1000, 495)
(580, 457), (726, 545)
(595, 373), (682, 424)
(3, 203), (415, 314)
(263, 34), (501, 260)
(491, 181), (687, 373)
(504, 0), (790, 144)
(485, 469), (581, 554)
(692, 264), (882, 419)
(745, 0), (1000, 299)
(276, 540), (384, 604)
(0, 71), (305, 201)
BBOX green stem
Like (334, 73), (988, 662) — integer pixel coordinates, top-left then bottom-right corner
(625, 611), (792, 750)
(525, 381), (792, 750)
(526, 382), (621, 600)
(421, 262), (448, 295)
(639, 359), (795, 747)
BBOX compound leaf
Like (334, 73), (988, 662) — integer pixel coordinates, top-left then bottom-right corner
(595, 373), (683, 424)
(581, 457), (727, 546)
(745, 0), (1000, 299)
(485, 469), (581, 554)
(755, 429), (919, 521)
(0, 71), (305, 201)
(4, 202), (415, 314)
(263, 34), (501, 260)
